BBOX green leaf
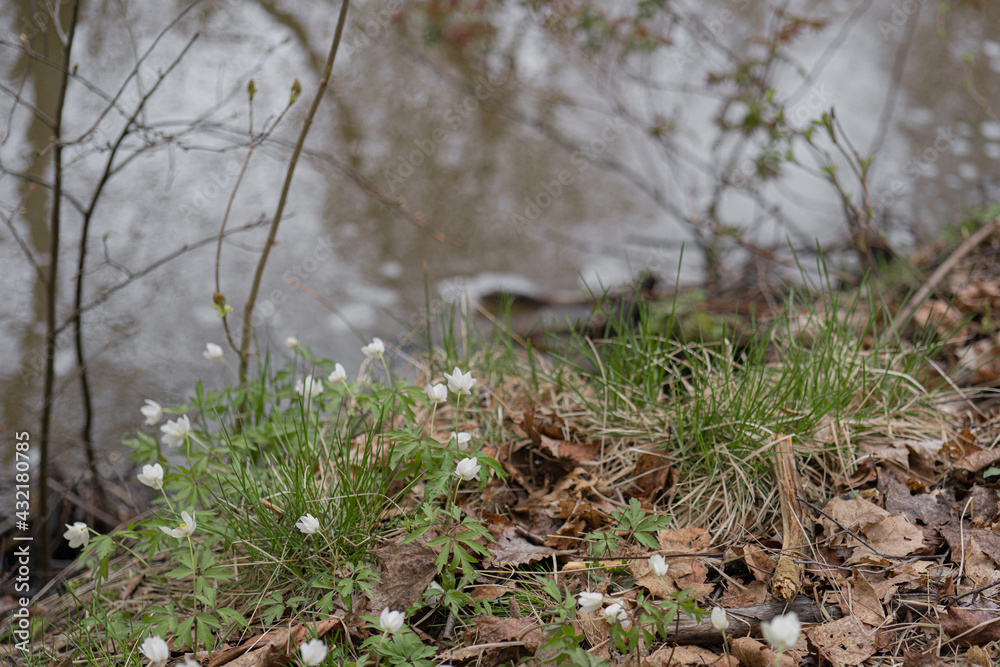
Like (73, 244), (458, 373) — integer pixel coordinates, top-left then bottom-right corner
(218, 607), (249, 628)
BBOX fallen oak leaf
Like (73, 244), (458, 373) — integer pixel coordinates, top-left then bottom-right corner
(643, 644), (738, 667)
(805, 616), (875, 667)
(730, 636), (797, 667)
(939, 606), (1000, 646)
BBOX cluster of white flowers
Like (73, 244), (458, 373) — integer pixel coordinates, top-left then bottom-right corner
(576, 592), (631, 628)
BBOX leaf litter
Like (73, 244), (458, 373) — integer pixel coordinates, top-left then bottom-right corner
(14, 223), (1000, 666)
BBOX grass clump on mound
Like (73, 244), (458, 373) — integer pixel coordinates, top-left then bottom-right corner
(18, 272), (962, 666)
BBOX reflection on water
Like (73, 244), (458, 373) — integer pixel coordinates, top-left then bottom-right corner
(0, 0), (998, 475)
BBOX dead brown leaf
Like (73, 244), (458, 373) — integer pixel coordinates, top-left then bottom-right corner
(939, 606), (1000, 646)
(844, 574), (884, 627)
(474, 615), (546, 652)
(631, 451), (676, 500)
(471, 585), (509, 600)
(878, 473), (954, 528)
(643, 644), (737, 667)
(538, 434), (601, 463)
(369, 539), (438, 614)
(805, 616), (875, 667)
(819, 496), (924, 562)
(901, 650), (950, 667)
(954, 448), (1000, 473)
(939, 527), (1000, 588)
(484, 523), (555, 568)
(730, 636), (797, 667)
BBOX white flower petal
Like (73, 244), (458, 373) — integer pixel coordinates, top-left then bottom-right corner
(299, 638), (328, 666)
(140, 400), (163, 425)
(137, 463), (164, 489)
(379, 608), (405, 633)
(139, 635), (170, 664)
(577, 591), (604, 613)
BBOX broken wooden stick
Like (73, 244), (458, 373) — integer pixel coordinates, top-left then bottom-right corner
(649, 595), (838, 646)
(770, 434), (808, 600)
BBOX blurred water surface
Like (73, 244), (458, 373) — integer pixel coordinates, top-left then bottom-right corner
(1, 0), (998, 475)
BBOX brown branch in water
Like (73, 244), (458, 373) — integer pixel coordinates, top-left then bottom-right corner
(238, 0), (352, 388)
(39, 0), (81, 578)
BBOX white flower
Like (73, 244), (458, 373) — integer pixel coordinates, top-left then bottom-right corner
(203, 343), (223, 360)
(299, 638), (328, 666)
(362, 337), (385, 358)
(426, 581), (445, 604)
(295, 513), (320, 535)
(139, 635), (170, 665)
(450, 432), (472, 450)
(425, 383), (448, 403)
(328, 363), (347, 383)
(295, 375), (323, 399)
(455, 457), (481, 481)
(577, 591), (604, 613)
(762, 612), (800, 653)
(179, 659), (199, 667)
(379, 608), (405, 634)
(160, 415), (192, 449)
(63, 522), (89, 549)
(443, 367), (477, 395)
(140, 399), (163, 425)
(160, 511), (197, 539)
(603, 603), (630, 628)
(285, 336), (300, 349)
(137, 463), (164, 489)
(712, 606), (729, 633)
(650, 554), (668, 577)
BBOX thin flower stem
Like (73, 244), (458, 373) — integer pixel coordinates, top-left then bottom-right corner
(453, 394), (463, 444)
(185, 533), (200, 656)
(447, 477), (462, 528)
(378, 353), (394, 392)
(238, 0), (352, 390)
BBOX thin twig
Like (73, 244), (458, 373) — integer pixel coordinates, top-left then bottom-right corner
(70, 33), (199, 492)
(238, 0), (352, 387)
(55, 216), (268, 336)
(38, 0), (81, 578)
(889, 216), (1000, 339)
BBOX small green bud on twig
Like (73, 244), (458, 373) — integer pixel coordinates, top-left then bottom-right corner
(290, 78), (302, 104)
